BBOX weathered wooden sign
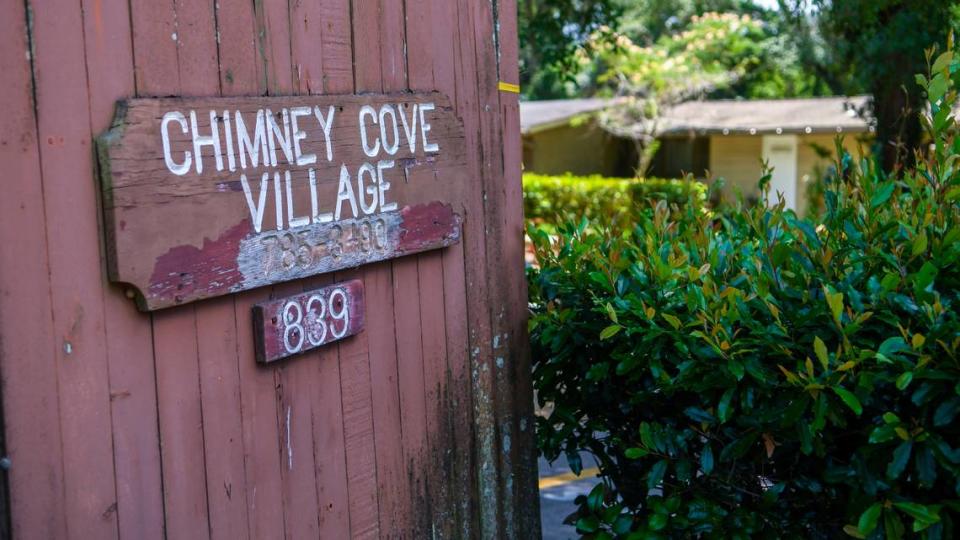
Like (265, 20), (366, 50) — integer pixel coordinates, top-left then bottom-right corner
(97, 92), (465, 311)
(252, 280), (364, 363)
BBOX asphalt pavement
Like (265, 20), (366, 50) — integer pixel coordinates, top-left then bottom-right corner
(539, 453), (601, 540)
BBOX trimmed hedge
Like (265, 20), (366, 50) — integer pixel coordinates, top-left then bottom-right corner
(523, 173), (707, 224)
(527, 47), (960, 538)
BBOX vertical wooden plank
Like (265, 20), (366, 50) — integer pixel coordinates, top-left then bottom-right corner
(0, 2), (66, 538)
(29, 0), (120, 537)
(303, 0), (353, 536)
(234, 1), (292, 538)
(432, 0), (479, 533)
(196, 298), (249, 540)
(342, 2), (387, 537)
(81, 0), (166, 536)
(216, 0), (261, 98)
(452, 0), (501, 536)
(218, 2), (286, 535)
(213, 2), (289, 539)
(304, 272), (351, 538)
(129, 0), (217, 535)
(235, 296), (285, 540)
(404, 0), (458, 535)
(191, 5), (263, 540)
(383, 0), (431, 536)
(471, 0), (516, 535)
(496, 1), (541, 534)
(271, 4), (327, 539)
(254, 0), (294, 95)
(153, 308), (210, 537)
(254, 2), (324, 538)
(129, 0), (178, 93)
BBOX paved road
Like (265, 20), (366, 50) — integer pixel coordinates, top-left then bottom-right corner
(539, 453), (601, 540)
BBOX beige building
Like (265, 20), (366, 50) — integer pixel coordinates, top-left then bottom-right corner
(521, 96), (874, 215)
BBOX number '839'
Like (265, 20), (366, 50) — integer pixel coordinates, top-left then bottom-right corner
(280, 288), (350, 354)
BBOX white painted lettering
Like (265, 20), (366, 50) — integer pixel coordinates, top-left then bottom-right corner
(377, 160), (398, 212)
(161, 111), (192, 176)
(222, 110), (237, 172)
(419, 102), (440, 153)
(266, 108), (294, 167)
(357, 162), (379, 215)
(378, 104), (400, 156)
(398, 103), (418, 153)
(285, 170), (311, 228)
(359, 105), (380, 158)
(235, 109), (269, 169)
(289, 106), (317, 166)
(309, 168), (333, 223)
(241, 172), (270, 233)
(273, 171), (284, 231)
(335, 164), (359, 220)
(189, 109), (224, 174)
(313, 105), (336, 162)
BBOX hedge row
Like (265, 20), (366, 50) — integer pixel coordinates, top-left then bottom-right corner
(523, 173), (707, 223)
(527, 46), (960, 538)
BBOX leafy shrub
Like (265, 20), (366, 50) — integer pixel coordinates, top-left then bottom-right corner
(523, 173), (707, 225)
(528, 46), (960, 539)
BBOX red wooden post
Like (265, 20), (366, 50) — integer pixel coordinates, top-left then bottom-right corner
(0, 1), (538, 538)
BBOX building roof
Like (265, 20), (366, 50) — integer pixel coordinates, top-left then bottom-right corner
(520, 95), (873, 137)
(519, 98), (613, 134)
(657, 95), (872, 136)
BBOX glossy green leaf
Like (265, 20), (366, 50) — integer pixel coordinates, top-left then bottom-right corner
(857, 503), (882, 535)
(871, 182), (895, 208)
(662, 313), (681, 330)
(647, 459), (668, 491)
(833, 387), (862, 416)
(934, 397), (960, 426)
(814, 336), (829, 370)
(700, 444), (714, 475)
(887, 441), (913, 480)
(892, 502), (939, 524)
(843, 524), (866, 539)
(718, 388), (735, 423)
(599, 324), (621, 340)
(576, 515), (600, 533)
(896, 372), (913, 391)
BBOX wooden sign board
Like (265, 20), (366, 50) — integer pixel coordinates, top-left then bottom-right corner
(97, 92), (466, 311)
(252, 280), (364, 363)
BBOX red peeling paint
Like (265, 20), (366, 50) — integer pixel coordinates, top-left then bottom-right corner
(148, 220), (251, 305)
(398, 202), (461, 252)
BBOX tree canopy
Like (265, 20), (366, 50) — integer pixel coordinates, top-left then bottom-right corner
(518, 0), (960, 165)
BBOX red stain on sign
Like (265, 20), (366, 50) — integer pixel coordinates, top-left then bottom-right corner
(398, 201), (462, 251)
(148, 220), (250, 307)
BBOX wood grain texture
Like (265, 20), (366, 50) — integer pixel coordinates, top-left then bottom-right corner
(452, 0), (503, 537)
(30, 0), (120, 537)
(80, 0), (167, 536)
(497, 2), (543, 534)
(215, 2), (287, 539)
(339, 2), (390, 538)
(0, 2), (66, 537)
(431, 0), (479, 535)
(129, 0), (218, 538)
(291, 1), (353, 538)
(0, 0), (539, 537)
(97, 92), (467, 310)
(195, 298), (249, 540)
(252, 280), (364, 363)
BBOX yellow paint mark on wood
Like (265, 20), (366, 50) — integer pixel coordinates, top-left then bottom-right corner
(498, 81), (520, 94)
(538, 467), (600, 490)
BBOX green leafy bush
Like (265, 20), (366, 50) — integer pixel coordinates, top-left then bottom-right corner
(528, 46), (960, 539)
(523, 173), (707, 225)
